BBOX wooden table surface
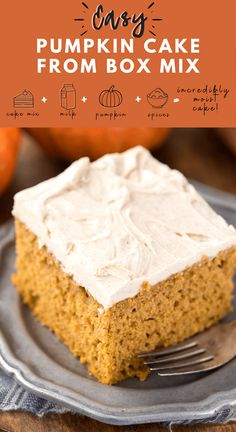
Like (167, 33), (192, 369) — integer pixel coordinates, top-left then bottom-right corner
(0, 128), (236, 431)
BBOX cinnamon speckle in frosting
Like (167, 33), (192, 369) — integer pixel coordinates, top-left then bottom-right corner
(13, 146), (236, 309)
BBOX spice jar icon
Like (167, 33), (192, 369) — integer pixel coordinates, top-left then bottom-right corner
(60, 84), (76, 110)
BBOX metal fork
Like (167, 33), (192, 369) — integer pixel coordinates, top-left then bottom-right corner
(138, 318), (236, 376)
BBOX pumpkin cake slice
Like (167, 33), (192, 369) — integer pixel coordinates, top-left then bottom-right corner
(12, 146), (236, 384)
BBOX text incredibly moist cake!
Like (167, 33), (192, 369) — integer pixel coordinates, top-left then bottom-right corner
(12, 146), (236, 384)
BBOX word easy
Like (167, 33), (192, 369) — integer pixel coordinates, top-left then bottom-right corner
(92, 4), (147, 38)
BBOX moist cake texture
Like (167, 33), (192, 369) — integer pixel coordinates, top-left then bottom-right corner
(12, 146), (236, 384)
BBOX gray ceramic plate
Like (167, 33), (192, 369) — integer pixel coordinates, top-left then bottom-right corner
(0, 182), (236, 425)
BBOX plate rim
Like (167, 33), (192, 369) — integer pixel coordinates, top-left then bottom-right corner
(0, 184), (236, 425)
(0, 334), (236, 425)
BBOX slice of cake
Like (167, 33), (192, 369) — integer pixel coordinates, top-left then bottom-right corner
(13, 89), (34, 108)
(12, 146), (236, 384)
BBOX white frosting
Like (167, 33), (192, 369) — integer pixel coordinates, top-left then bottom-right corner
(13, 146), (236, 310)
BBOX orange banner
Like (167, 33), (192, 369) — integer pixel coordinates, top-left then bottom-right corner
(0, 0), (235, 127)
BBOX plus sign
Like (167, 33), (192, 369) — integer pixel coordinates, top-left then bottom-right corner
(135, 96), (141, 103)
(41, 96), (47, 103)
(81, 96), (87, 103)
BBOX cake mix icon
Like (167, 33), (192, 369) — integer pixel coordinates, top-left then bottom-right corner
(60, 84), (76, 110)
(13, 89), (34, 109)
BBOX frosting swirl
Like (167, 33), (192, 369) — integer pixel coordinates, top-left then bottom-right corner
(13, 146), (236, 310)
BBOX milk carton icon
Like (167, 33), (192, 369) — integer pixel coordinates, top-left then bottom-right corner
(61, 84), (76, 110)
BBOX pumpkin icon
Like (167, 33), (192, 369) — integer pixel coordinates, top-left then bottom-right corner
(99, 85), (123, 108)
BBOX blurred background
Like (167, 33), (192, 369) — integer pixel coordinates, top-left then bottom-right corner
(0, 127), (236, 223)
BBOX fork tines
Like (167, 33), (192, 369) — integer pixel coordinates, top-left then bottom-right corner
(138, 340), (214, 376)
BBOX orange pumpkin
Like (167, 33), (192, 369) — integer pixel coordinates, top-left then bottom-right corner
(27, 128), (170, 162)
(99, 85), (123, 108)
(0, 128), (21, 196)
